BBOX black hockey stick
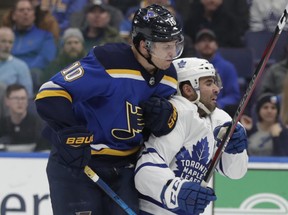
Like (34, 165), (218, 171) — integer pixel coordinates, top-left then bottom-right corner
(201, 4), (288, 188)
(84, 166), (137, 215)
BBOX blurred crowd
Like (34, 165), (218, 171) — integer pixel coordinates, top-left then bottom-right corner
(0, 0), (288, 156)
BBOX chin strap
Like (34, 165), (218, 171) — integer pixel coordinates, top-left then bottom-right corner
(135, 41), (159, 70)
(191, 92), (212, 115)
(197, 102), (212, 115)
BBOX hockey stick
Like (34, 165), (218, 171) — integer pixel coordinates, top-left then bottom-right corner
(201, 3), (288, 188)
(84, 166), (137, 215)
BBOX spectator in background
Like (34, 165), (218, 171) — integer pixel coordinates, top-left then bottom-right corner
(165, 3), (195, 57)
(42, 28), (87, 83)
(257, 45), (288, 96)
(108, 0), (139, 15)
(0, 27), (33, 99)
(222, 0), (249, 36)
(276, 74), (288, 156)
(140, 0), (173, 8)
(81, 1), (124, 51)
(175, 0), (249, 35)
(2, 0), (57, 92)
(185, 0), (248, 47)
(119, 6), (139, 44)
(30, 0), (60, 42)
(194, 28), (240, 116)
(249, 0), (288, 32)
(70, 0), (124, 33)
(0, 84), (50, 152)
(0, 83), (6, 121)
(40, 0), (89, 34)
(241, 93), (286, 156)
(281, 74), (288, 126)
(174, 0), (193, 24)
(2, 0), (60, 44)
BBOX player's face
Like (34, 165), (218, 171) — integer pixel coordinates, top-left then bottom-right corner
(63, 37), (84, 58)
(181, 83), (198, 101)
(199, 76), (219, 112)
(150, 40), (184, 70)
(259, 102), (278, 123)
(5, 89), (28, 115)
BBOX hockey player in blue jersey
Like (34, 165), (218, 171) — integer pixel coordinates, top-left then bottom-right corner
(35, 4), (184, 215)
(135, 58), (248, 215)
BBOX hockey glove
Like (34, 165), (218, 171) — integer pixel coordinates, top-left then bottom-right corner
(161, 177), (216, 214)
(54, 126), (94, 168)
(214, 122), (248, 154)
(140, 96), (178, 137)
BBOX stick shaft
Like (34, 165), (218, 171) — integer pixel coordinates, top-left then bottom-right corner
(84, 166), (137, 215)
(201, 4), (288, 187)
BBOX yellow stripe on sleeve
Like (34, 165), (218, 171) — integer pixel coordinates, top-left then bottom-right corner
(91, 146), (141, 156)
(35, 89), (72, 102)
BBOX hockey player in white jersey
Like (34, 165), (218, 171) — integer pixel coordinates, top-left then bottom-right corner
(135, 57), (248, 215)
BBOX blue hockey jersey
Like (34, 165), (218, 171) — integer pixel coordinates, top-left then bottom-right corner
(35, 43), (177, 156)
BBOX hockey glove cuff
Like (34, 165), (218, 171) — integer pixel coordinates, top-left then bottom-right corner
(161, 177), (216, 214)
(54, 126), (94, 168)
(140, 96), (178, 137)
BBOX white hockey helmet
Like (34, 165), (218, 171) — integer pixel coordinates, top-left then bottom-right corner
(173, 57), (222, 113)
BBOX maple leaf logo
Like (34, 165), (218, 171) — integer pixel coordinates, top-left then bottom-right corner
(174, 137), (210, 183)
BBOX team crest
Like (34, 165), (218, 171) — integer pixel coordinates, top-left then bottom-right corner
(143, 10), (158, 20)
(177, 60), (187, 68)
(174, 137), (210, 183)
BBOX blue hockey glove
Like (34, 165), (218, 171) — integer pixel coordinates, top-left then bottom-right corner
(54, 126), (94, 168)
(161, 177), (217, 214)
(214, 122), (248, 154)
(140, 96), (178, 137)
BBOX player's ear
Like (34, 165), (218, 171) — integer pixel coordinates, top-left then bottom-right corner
(139, 40), (149, 55)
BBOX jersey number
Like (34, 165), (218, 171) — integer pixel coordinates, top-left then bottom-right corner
(61, 61), (84, 82)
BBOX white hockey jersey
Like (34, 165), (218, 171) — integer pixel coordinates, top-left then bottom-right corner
(135, 96), (248, 215)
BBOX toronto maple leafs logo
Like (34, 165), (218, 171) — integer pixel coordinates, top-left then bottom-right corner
(174, 137), (210, 183)
(177, 60), (186, 68)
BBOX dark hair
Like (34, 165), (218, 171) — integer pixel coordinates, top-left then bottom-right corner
(256, 93), (280, 122)
(5, 84), (28, 97)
